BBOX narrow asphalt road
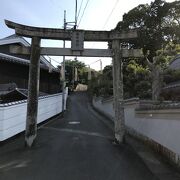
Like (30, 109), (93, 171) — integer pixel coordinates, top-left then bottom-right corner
(0, 92), (157, 180)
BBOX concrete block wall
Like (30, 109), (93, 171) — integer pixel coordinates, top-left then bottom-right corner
(0, 88), (68, 141)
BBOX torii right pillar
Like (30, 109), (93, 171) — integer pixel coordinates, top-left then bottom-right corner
(112, 39), (125, 143)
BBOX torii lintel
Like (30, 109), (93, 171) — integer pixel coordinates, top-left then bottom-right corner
(5, 20), (138, 41)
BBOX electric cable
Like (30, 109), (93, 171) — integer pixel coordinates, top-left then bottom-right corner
(90, 0), (119, 48)
(77, 0), (90, 27)
(102, 0), (119, 29)
(77, 0), (84, 21)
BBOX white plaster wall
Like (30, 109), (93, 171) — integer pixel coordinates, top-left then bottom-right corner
(127, 110), (180, 155)
(0, 89), (68, 141)
(93, 98), (114, 120)
(93, 97), (180, 158)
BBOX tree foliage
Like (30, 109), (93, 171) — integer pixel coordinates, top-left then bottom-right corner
(90, 0), (180, 99)
(116, 0), (180, 60)
(88, 65), (113, 97)
(88, 63), (151, 99)
(115, 0), (180, 100)
(123, 60), (151, 99)
(58, 59), (88, 88)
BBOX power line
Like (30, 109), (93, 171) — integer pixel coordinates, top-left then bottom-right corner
(90, 0), (119, 48)
(102, 0), (119, 29)
(89, 59), (100, 65)
(49, 57), (73, 66)
(77, 0), (90, 27)
(47, 56), (61, 65)
(77, 0), (84, 21)
(89, 59), (102, 73)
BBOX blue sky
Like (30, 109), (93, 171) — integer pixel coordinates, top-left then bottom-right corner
(0, 0), (175, 70)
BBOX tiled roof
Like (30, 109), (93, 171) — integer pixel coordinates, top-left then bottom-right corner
(1, 34), (20, 40)
(0, 53), (59, 72)
(0, 34), (29, 46)
(0, 52), (30, 65)
(169, 54), (180, 66)
(0, 93), (62, 107)
(0, 88), (49, 103)
(0, 34), (57, 69)
(0, 82), (17, 91)
(162, 81), (180, 90)
(0, 91), (10, 96)
(16, 88), (48, 97)
(170, 54), (180, 64)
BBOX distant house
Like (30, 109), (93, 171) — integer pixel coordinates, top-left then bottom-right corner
(0, 34), (61, 95)
(169, 54), (180, 70)
(161, 54), (180, 100)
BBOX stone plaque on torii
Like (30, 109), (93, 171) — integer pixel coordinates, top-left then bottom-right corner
(5, 20), (142, 147)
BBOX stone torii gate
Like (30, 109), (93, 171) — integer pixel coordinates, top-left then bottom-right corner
(5, 20), (142, 147)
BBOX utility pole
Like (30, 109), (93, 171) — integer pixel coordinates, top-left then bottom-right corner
(62, 10), (66, 114)
(75, 0), (77, 29)
(72, 58), (76, 89)
(48, 57), (52, 73)
(63, 1), (78, 92)
(100, 59), (102, 74)
(87, 65), (91, 80)
(75, 67), (78, 81)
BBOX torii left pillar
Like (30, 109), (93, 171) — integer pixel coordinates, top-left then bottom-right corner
(25, 37), (41, 147)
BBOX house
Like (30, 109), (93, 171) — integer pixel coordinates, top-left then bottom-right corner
(0, 34), (61, 96)
(161, 54), (180, 100)
(169, 54), (180, 70)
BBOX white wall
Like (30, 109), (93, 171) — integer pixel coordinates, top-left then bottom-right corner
(0, 88), (68, 141)
(93, 97), (114, 120)
(93, 97), (180, 165)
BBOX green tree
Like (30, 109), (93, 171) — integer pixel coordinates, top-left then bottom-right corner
(89, 0), (180, 100)
(123, 60), (151, 99)
(116, 0), (179, 57)
(88, 62), (151, 99)
(88, 65), (113, 97)
(58, 59), (88, 89)
(115, 0), (180, 100)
